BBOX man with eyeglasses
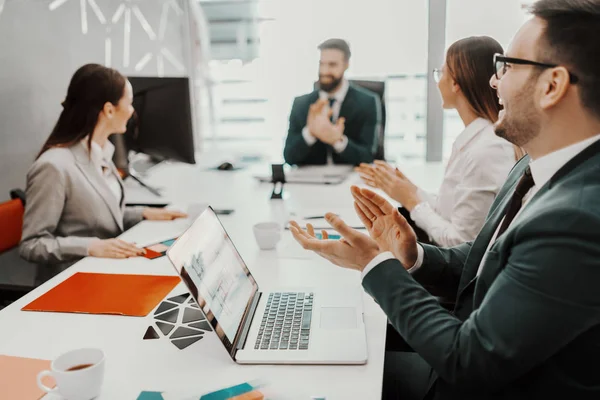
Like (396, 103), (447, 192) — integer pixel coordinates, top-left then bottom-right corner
(290, 0), (600, 399)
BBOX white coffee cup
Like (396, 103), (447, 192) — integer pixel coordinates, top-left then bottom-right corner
(253, 222), (282, 250)
(37, 348), (105, 400)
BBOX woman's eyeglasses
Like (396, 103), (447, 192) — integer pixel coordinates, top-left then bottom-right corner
(433, 68), (443, 83)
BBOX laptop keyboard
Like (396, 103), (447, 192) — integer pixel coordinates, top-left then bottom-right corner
(255, 292), (314, 350)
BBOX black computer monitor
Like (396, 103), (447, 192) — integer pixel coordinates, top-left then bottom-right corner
(118, 76), (196, 166)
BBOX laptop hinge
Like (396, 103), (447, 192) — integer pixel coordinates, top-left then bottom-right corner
(234, 291), (262, 356)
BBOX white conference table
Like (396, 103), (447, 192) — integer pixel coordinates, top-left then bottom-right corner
(0, 153), (444, 399)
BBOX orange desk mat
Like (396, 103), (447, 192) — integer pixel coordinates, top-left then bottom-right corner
(22, 272), (181, 317)
(0, 355), (55, 400)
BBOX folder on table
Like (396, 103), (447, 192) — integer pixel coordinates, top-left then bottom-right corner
(22, 272), (181, 317)
(0, 355), (54, 400)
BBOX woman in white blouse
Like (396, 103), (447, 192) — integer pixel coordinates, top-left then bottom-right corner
(20, 64), (186, 268)
(356, 36), (521, 247)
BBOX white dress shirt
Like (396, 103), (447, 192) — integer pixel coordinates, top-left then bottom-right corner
(410, 118), (515, 246)
(301, 78), (350, 156)
(81, 138), (122, 203)
(362, 133), (600, 281)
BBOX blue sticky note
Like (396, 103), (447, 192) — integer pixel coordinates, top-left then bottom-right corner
(162, 239), (176, 247)
(137, 392), (164, 400)
(200, 382), (254, 400)
(316, 233), (341, 240)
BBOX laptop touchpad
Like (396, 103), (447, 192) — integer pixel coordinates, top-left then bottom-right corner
(319, 307), (357, 329)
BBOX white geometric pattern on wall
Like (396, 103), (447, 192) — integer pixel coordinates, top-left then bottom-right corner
(49, 0), (105, 34)
(48, 0), (185, 76)
(132, 0), (185, 75)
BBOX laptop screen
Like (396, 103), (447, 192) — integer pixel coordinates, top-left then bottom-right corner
(167, 207), (258, 353)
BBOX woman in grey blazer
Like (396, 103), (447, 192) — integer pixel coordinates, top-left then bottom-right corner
(20, 64), (186, 268)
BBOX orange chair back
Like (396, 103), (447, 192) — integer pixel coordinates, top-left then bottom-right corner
(0, 198), (24, 253)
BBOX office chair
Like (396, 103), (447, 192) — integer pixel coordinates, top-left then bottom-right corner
(349, 80), (386, 160)
(313, 80), (387, 160)
(0, 189), (39, 307)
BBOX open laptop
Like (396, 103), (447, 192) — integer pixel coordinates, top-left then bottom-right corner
(254, 165), (354, 185)
(166, 207), (368, 365)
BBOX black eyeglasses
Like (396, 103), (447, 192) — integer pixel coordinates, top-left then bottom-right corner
(493, 53), (579, 84)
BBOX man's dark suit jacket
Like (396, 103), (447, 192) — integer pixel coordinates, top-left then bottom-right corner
(283, 85), (380, 166)
(363, 139), (600, 399)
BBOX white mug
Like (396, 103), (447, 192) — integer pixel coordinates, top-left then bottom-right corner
(37, 348), (105, 400)
(253, 222), (282, 250)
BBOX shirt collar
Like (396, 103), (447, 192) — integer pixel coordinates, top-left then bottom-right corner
(81, 137), (116, 168)
(319, 78), (350, 103)
(452, 118), (492, 152)
(529, 133), (600, 188)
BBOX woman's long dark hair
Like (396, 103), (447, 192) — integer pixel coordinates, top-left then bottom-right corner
(446, 36), (525, 160)
(446, 36), (503, 123)
(37, 63), (126, 158)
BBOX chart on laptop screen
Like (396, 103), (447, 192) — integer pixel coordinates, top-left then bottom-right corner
(169, 209), (256, 341)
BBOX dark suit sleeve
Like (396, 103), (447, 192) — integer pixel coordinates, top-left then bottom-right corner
(411, 241), (473, 294)
(335, 94), (379, 165)
(283, 97), (312, 165)
(362, 207), (600, 391)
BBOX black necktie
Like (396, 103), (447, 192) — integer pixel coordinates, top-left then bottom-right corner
(328, 98), (336, 122)
(496, 166), (535, 238)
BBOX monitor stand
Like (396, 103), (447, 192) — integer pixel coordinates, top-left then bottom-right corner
(129, 153), (165, 176)
(127, 152), (165, 198)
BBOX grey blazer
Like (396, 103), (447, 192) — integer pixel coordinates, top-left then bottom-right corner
(19, 142), (145, 268)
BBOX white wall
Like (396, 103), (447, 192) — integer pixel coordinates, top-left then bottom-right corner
(446, 0), (529, 48)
